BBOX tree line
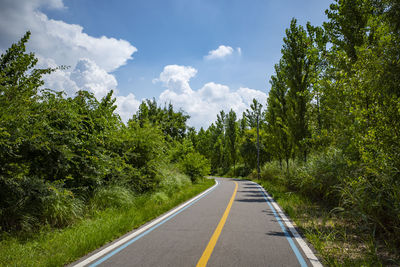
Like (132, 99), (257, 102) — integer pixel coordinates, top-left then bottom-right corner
(192, 0), (400, 248)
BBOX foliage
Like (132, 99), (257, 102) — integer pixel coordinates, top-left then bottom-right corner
(0, 32), (198, 233)
(287, 148), (349, 206)
(42, 186), (84, 228)
(187, 0), (400, 256)
(260, 0), (400, 252)
(130, 98), (189, 141)
(150, 192), (169, 205)
(158, 165), (191, 196)
(179, 152), (210, 183)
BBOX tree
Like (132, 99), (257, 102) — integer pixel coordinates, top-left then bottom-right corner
(266, 61), (293, 171)
(225, 109), (238, 175)
(324, 0), (372, 62)
(281, 18), (318, 162)
(131, 99), (189, 141)
(245, 99), (263, 128)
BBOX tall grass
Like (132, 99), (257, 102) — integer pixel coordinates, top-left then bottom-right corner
(42, 187), (84, 228)
(90, 185), (135, 210)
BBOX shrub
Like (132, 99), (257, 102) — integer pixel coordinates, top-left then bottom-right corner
(120, 122), (166, 192)
(224, 164), (252, 178)
(289, 147), (348, 205)
(260, 161), (284, 181)
(179, 152), (210, 183)
(235, 164), (253, 177)
(0, 175), (49, 231)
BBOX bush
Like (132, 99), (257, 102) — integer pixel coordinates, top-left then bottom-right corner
(259, 161), (285, 181)
(90, 185), (135, 210)
(0, 175), (50, 231)
(179, 152), (210, 183)
(289, 147), (348, 205)
(119, 122), (166, 193)
(235, 164), (253, 177)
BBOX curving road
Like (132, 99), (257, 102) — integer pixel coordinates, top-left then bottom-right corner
(72, 178), (322, 267)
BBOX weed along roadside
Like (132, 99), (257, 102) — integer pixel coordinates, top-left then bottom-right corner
(0, 179), (215, 266)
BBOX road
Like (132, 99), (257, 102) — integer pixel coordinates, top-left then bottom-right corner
(72, 178), (321, 267)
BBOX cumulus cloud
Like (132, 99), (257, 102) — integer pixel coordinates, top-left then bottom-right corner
(40, 57), (118, 99)
(0, 0), (136, 72)
(71, 58), (118, 99)
(156, 65), (267, 129)
(0, 0), (139, 123)
(115, 93), (141, 123)
(205, 45), (234, 60)
(153, 65), (197, 94)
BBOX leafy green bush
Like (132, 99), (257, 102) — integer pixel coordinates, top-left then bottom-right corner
(288, 147), (348, 205)
(259, 161), (285, 181)
(118, 122), (166, 192)
(179, 152), (210, 183)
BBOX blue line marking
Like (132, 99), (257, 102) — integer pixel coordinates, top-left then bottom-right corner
(257, 184), (308, 267)
(90, 180), (219, 267)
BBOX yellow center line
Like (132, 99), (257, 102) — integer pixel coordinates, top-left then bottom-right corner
(196, 181), (238, 267)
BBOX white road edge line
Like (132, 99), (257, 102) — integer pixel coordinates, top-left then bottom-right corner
(73, 179), (219, 267)
(254, 182), (323, 267)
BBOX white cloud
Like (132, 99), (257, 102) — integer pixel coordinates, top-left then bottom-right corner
(115, 93), (141, 123)
(156, 65), (267, 129)
(0, 0), (136, 72)
(40, 57), (118, 100)
(205, 45), (234, 60)
(154, 65), (197, 94)
(237, 87), (267, 106)
(71, 58), (118, 99)
(0, 0), (139, 123)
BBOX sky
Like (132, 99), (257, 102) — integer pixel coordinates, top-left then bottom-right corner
(0, 0), (332, 129)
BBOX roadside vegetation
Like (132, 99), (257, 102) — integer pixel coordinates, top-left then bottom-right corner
(1, 0), (399, 266)
(0, 33), (211, 265)
(188, 0), (400, 265)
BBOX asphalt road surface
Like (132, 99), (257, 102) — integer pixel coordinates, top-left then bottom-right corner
(72, 178), (321, 267)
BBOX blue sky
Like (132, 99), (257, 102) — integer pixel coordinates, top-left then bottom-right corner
(0, 0), (332, 128)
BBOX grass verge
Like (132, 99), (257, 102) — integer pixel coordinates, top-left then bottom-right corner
(0, 178), (214, 266)
(245, 178), (398, 266)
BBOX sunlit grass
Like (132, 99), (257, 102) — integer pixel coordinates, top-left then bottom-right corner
(0, 179), (214, 266)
